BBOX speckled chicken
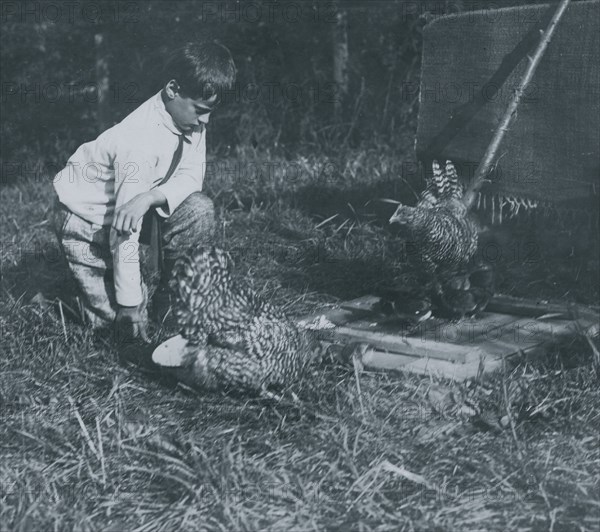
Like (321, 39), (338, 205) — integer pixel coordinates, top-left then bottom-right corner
(390, 160), (478, 273)
(389, 160), (492, 318)
(153, 246), (322, 393)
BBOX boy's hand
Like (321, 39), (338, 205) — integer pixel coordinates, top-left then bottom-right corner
(112, 190), (167, 235)
(115, 305), (150, 344)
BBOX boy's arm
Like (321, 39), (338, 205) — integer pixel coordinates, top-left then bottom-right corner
(155, 128), (207, 217)
(111, 188), (167, 234)
(112, 189), (165, 343)
(109, 143), (157, 310)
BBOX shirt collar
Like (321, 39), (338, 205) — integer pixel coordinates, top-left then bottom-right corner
(153, 91), (195, 141)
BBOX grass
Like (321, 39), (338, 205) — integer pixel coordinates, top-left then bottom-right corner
(1, 146), (599, 531)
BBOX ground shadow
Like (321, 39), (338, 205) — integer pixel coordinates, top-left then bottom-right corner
(0, 239), (85, 323)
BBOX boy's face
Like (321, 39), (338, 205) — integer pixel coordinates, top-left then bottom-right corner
(164, 81), (219, 133)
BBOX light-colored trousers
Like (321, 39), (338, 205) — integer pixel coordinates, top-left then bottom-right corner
(51, 192), (215, 329)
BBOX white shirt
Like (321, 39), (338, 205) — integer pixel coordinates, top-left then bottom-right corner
(53, 91), (207, 307)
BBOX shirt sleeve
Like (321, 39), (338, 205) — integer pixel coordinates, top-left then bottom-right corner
(155, 127), (206, 217)
(109, 134), (157, 307)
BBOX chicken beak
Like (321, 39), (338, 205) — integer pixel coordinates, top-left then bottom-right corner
(389, 204), (404, 224)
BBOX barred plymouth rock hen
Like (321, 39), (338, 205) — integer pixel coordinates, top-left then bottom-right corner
(390, 160), (478, 273)
(152, 246), (326, 393)
(389, 160), (492, 318)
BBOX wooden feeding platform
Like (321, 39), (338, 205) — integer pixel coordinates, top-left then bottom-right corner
(300, 295), (600, 380)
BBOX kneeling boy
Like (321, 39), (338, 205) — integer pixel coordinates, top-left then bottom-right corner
(52, 41), (236, 341)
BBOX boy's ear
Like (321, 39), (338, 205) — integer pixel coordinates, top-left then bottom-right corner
(164, 80), (180, 99)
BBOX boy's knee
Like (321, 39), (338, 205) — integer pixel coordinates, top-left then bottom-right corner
(187, 192), (214, 218)
(162, 192), (216, 253)
(184, 192), (215, 235)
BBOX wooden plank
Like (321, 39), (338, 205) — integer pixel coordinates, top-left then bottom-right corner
(461, 335), (542, 363)
(458, 314), (597, 365)
(340, 295), (380, 312)
(357, 348), (420, 371)
(338, 294), (599, 323)
(299, 293), (600, 381)
(339, 294), (599, 329)
(401, 341), (553, 381)
(341, 294), (600, 322)
(400, 356), (484, 381)
(346, 319), (474, 363)
(510, 317), (579, 341)
(457, 316), (590, 364)
(452, 316), (575, 361)
(334, 343), (475, 378)
(349, 347), (497, 381)
(486, 294), (600, 322)
(332, 312), (522, 363)
(354, 342), (554, 381)
(329, 313), (592, 373)
(332, 325), (470, 363)
(415, 312), (520, 344)
(302, 305), (579, 364)
(346, 317), (429, 338)
(505, 316), (599, 346)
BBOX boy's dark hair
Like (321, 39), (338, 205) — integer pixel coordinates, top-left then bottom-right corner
(163, 41), (236, 101)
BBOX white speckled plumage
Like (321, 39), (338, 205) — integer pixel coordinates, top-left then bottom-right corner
(159, 246), (321, 392)
(388, 160), (493, 319)
(389, 160), (478, 273)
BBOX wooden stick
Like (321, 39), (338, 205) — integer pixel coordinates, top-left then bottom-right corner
(463, 0), (572, 209)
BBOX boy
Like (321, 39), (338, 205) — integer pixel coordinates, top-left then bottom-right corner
(52, 41), (236, 341)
